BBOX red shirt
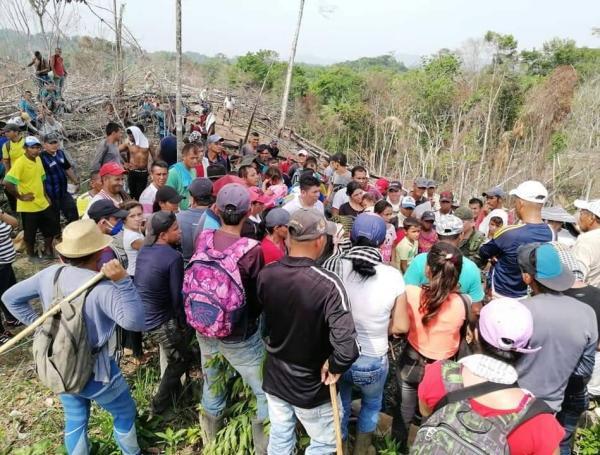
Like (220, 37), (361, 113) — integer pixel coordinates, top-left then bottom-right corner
(393, 228), (406, 247)
(51, 54), (65, 77)
(261, 236), (285, 265)
(418, 361), (564, 455)
(418, 229), (438, 253)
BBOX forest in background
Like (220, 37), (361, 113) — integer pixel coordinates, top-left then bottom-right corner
(1, 26), (600, 205)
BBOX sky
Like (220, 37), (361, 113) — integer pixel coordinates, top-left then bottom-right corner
(70, 0), (599, 64)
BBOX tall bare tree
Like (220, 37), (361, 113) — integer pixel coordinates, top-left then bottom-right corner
(175, 0), (183, 160)
(278, 0), (305, 135)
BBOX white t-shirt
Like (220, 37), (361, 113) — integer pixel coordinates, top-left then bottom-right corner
(123, 228), (144, 276)
(573, 228), (600, 288)
(332, 187), (349, 210)
(282, 195), (325, 215)
(339, 259), (405, 357)
(139, 183), (158, 219)
(83, 190), (124, 219)
(387, 197), (402, 217)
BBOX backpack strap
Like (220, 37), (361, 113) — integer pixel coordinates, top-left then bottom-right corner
(52, 266), (67, 301)
(508, 397), (554, 434)
(433, 381), (518, 413)
(458, 293), (471, 340)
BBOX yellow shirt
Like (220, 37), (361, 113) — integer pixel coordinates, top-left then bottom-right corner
(1, 137), (25, 165)
(76, 191), (94, 218)
(5, 155), (49, 213)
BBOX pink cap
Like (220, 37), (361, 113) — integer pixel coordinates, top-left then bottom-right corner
(249, 186), (274, 206)
(478, 298), (541, 354)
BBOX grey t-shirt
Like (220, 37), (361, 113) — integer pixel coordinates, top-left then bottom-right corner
(176, 207), (207, 262)
(516, 293), (598, 411)
(91, 139), (122, 172)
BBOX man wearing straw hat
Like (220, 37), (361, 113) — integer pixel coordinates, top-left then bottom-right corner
(1, 219), (145, 455)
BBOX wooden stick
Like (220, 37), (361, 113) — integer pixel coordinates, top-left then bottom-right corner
(0, 271), (106, 356)
(330, 383), (343, 455)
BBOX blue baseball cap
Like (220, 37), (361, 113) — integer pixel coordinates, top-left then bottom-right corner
(517, 242), (575, 291)
(351, 213), (387, 246)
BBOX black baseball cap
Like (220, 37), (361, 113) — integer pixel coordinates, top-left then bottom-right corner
(87, 199), (128, 222)
(207, 164), (227, 181)
(155, 186), (183, 204)
(421, 211), (436, 222)
(145, 211), (177, 245)
(189, 178), (213, 199)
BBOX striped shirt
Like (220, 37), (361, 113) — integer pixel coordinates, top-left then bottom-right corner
(40, 149), (71, 200)
(0, 221), (16, 264)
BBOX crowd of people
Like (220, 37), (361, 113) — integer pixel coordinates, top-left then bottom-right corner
(0, 100), (599, 455)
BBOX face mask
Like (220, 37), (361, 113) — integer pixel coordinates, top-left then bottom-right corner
(108, 219), (124, 236)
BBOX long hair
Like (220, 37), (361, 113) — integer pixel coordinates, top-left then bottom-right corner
(420, 243), (463, 325)
(350, 236), (379, 279)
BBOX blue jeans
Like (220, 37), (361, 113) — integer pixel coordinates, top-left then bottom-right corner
(557, 381), (589, 455)
(196, 330), (268, 420)
(340, 354), (388, 439)
(266, 392), (339, 455)
(59, 360), (139, 455)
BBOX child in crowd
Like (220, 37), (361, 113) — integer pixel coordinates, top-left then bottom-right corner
(487, 215), (504, 239)
(417, 210), (438, 253)
(374, 200), (396, 263)
(121, 201), (145, 277)
(362, 192), (378, 212)
(393, 216), (420, 273)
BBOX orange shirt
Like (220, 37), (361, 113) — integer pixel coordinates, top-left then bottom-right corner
(406, 285), (465, 360)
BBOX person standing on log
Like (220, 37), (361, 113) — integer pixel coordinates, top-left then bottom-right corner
(123, 126), (153, 201)
(91, 122), (127, 173)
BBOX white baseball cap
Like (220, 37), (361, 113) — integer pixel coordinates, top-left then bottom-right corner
(509, 180), (548, 204)
(574, 199), (600, 218)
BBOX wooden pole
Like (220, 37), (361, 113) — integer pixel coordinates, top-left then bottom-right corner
(0, 272), (106, 356)
(329, 383), (343, 455)
(243, 61), (275, 146)
(175, 0), (183, 160)
(278, 0), (305, 135)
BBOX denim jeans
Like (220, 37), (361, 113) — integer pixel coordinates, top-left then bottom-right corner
(196, 329), (268, 420)
(340, 354), (388, 439)
(266, 392), (339, 455)
(557, 381), (589, 455)
(59, 360), (140, 455)
(149, 319), (194, 413)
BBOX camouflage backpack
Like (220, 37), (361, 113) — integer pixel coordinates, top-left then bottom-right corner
(411, 361), (552, 455)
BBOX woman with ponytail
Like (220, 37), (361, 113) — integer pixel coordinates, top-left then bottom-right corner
(324, 213), (409, 454)
(392, 242), (467, 447)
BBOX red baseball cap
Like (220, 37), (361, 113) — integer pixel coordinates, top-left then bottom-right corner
(375, 178), (390, 193)
(212, 175), (245, 197)
(99, 162), (126, 177)
(439, 191), (454, 202)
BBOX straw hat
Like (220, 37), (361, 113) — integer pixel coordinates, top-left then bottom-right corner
(55, 220), (113, 258)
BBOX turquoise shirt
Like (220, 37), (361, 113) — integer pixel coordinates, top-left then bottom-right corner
(403, 252), (485, 303)
(166, 162), (196, 210)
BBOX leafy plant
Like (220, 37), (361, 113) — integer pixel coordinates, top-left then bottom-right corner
(576, 424), (600, 455)
(155, 427), (187, 454)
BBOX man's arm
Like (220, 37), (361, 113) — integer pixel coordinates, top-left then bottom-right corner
(97, 260), (146, 332)
(573, 317), (599, 378)
(1, 270), (44, 325)
(168, 255), (185, 325)
(479, 236), (502, 262)
(4, 181), (33, 202)
(323, 274), (359, 377)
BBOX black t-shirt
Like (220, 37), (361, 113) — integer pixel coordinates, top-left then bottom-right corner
(563, 286), (600, 333)
(338, 202), (364, 217)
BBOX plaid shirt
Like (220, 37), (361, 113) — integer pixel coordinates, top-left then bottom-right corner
(40, 149), (71, 200)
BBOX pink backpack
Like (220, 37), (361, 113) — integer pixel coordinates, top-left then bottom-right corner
(183, 229), (258, 338)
